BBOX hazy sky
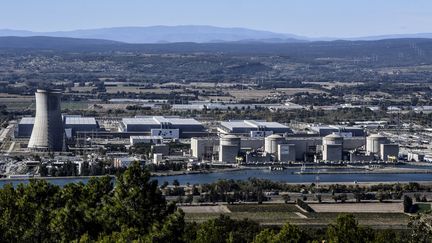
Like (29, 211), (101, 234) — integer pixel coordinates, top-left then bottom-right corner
(1, 0), (432, 37)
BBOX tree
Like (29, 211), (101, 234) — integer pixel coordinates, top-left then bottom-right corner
(39, 163), (48, 177)
(102, 161), (175, 235)
(274, 223), (308, 243)
(195, 215), (259, 243)
(253, 228), (276, 243)
(173, 179), (180, 187)
(403, 195), (413, 213)
(144, 210), (186, 243)
(409, 212), (432, 243)
(282, 194), (291, 204)
(185, 194), (193, 205)
(327, 214), (373, 243)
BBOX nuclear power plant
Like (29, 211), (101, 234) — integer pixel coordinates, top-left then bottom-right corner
(28, 89), (64, 152)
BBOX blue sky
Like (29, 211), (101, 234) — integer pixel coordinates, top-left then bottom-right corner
(1, 0), (431, 37)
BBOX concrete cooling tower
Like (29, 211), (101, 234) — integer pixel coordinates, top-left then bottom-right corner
(28, 89), (64, 151)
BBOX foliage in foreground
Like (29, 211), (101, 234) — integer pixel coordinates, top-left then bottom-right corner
(0, 162), (430, 242)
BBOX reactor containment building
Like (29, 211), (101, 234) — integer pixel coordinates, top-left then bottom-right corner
(28, 89), (64, 151)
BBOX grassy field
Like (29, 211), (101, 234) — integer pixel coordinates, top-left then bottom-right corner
(416, 203), (431, 213)
(106, 86), (181, 94)
(0, 94), (35, 111)
(309, 202), (402, 213)
(62, 102), (89, 110)
(275, 88), (327, 94)
(182, 203), (410, 228)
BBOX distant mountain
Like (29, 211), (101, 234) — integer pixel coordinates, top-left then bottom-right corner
(2, 26), (432, 43)
(348, 33), (432, 41)
(0, 36), (122, 50)
(0, 26), (307, 43)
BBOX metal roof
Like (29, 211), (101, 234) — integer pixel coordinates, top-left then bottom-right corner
(220, 120), (289, 130)
(19, 117), (35, 124)
(122, 116), (202, 126)
(65, 117), (97, 125)
(130, 135), (163, 140)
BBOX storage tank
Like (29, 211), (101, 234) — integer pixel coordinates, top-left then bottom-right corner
(366, 134), (388, 155)
(264, 134), (285, 154)
(28, 89), (64, 151)
(219, 135), (241, 163)
(322, 133), (343, 145)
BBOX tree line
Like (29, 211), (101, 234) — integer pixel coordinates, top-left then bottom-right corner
(0, 162), (430, 242)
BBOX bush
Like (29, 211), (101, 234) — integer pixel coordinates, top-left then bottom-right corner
(296, 199), (315, 212)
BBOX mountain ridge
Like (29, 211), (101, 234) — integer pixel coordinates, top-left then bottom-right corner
(0, 25), (307, 44)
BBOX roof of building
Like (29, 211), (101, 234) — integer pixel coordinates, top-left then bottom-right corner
(130, 135), (163, 140)
(122, 116), (202, 126)
(65, 117), (97, 125)
(19, 117), (35, 124)
(221, 120), (289, 130)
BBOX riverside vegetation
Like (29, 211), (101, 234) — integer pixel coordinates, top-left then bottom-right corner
(0, 162), (430, 242)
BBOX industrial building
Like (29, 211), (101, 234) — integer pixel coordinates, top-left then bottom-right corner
(219, 120), (292, 137)
(191, 133), (366, 163)
(380, 144), (399, 161)
(322, 134), (343, 161)
(15, 117), (35, 138)
(64, 116), (98, 137)
(16, 115), (98, 139)
(310, 125), (365, 137)
(28, 89), (64, 152)
(191, 136), (263, 162)
(219, 135), (241, 163)
(129, 136), (163, 146)
(119, 116), (205, 138)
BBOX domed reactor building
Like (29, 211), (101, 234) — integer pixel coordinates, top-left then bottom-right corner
(28, 89), (64, 152)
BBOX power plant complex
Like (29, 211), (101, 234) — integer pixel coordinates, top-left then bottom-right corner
(13, 90), (400, 166)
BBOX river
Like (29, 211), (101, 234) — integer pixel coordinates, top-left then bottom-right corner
(151, 166), (432, 185)
(1, 165), (432, 187)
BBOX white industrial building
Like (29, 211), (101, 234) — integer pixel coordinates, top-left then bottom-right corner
(219, 120), (292, 137)
(64, 116), (98, 137)
(310, 125), (365, 137)
(129, 136), (163, 146)
(16, 115), (98, 139)
(15, 117), (35, 137)
(119, 116), (205, 138)
(191, 134), (366, 163)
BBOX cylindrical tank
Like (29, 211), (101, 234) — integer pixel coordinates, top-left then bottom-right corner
(322, 133), (343, 145)
(219, 135), (241, 163)
(366, 134), (388, 154)
(28, 89), (64, 151)
(220, 134), (241, 147)
(264, 134), (285, 154)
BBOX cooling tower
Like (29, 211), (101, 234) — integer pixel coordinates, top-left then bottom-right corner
(28, 89), (64, 151)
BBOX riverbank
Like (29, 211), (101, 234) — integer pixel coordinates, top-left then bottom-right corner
(150, 167), (245, 177)
(0, 175), (114, 181)
(151, 163), (432, 177)
(295, 167), (432, 175)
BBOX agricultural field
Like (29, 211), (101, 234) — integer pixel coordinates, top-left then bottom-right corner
(62, 102), (89, 110)
(309, 202), (403, 213)
(106, 86), (181, 94)
(275, 87), (327, 95)
(0, 94), (34, 111)
(229, 90), (276, 100)
(182, 203), (410, 228)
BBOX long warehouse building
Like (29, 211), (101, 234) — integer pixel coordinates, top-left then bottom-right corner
(119, 116), (206, 138)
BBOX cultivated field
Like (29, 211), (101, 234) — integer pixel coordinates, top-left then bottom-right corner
(180, 205), (230, 213)
(275, 88), (327, 94)
(309, 202), (403, 213)
(106, 86), (181, 94)
(182, 203), (410, 228)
